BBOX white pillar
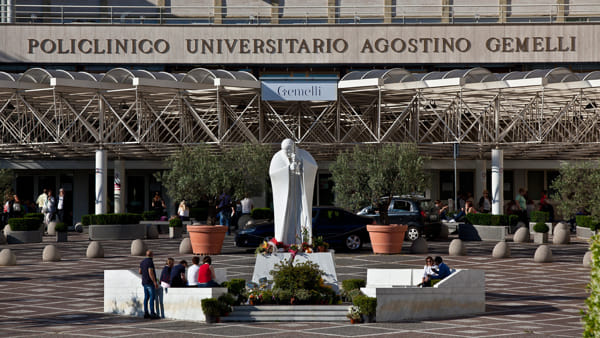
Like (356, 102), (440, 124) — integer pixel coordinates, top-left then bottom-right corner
(114, 159), (125, 214)
(95, 150), (107, 214)
(7, 0), (14, 23)
(475, 159), (487, 204)
(491, 149), (503, 215)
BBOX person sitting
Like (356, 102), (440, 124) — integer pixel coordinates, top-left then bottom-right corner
(169, 260), (188, 287)
(159, 257), (174, 288)
(419, 256), (439, 287)
(434, 256), (452, 280)
(197, 256), (220, 288)
(187, 256), (200, 287)
(435, 200), (449, 220)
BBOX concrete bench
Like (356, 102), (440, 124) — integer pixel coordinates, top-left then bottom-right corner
(360, 268), (485, 322)
(104, 268), (228, 322)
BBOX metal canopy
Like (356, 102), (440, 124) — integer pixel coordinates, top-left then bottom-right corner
(2, 66), (600, 162)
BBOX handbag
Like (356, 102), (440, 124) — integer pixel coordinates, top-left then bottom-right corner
(160, 281), (170, 288)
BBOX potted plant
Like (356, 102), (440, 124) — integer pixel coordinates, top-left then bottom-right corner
(156, 144), (271, 254)
(55, 222), (68, 242)
(201, 298), (221, 324)
(313, 236), (330, 252)
(353, 294), (377, 323)
(84, 213), (144, 240)
(346, 305), (362, 324)
(330, 144), (427, 254)
(533, 221), (550, 244)
(168, 217), (183, 239)
(5, 217), (43, 244)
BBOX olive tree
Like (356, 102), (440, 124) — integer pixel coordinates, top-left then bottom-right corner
(330, 143), (428, 225)
(155, 143), (271, 206)
(551, 160), (600, 220)
(0, 169), (13, 201)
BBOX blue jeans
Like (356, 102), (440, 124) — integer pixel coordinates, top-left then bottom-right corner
(218, 210), (231, 230)
(197, 280), (220, 288)
(143, 284), (156, 315)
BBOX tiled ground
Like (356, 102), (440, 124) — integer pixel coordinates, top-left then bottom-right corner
(0, 231), (591, 337)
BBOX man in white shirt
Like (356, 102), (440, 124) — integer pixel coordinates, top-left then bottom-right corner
(240, 194), (253, 215)
(57, 188), (65, 222)
(36, 189), (47, 213)
(186, 256), (200, 286)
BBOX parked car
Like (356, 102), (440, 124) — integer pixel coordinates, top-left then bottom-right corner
(235, 207), (372, 251)
(356, 196), (441, 241)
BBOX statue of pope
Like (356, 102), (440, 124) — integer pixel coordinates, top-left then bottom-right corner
(269, 139), (318, 245)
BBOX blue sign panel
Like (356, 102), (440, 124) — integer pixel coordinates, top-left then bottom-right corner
(261, 81), (337, 101)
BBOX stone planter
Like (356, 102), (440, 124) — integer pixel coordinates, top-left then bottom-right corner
(533, 232), (548, 244)
(88, 224), (147, 240)
(6, 229), (43, 244)
(577, 226), (597, 240)
(366, 224), (408, 254)
(187, 225), (228, 255)
(139, 220), (169, 234)
(529, 222), (553, 234)
(56, 231), (68, 242)
(458, 224), (508, 241)
(169, 226), (183, 239)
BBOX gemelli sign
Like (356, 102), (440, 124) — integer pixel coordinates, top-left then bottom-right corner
(0, 24), (594, 64)
(262, 81), (338, 101)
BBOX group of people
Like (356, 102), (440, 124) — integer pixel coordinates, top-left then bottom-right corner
(435, 188), (554, 223)
(139, 250), (220, 320)
(419, 256), (452, 287)
(35, 188), (66, 224)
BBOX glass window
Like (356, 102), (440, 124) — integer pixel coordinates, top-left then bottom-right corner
(527, 171), (544, 200)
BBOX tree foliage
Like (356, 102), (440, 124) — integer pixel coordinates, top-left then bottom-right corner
(0, 169), (13, 200)
(330, 143), (428, 224)
(583, 235), (600, 337)
(155, 144), (271, 205)
(551, 160), (600, 220)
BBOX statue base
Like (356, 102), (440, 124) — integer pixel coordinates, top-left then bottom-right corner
(252, 251), (339, 292)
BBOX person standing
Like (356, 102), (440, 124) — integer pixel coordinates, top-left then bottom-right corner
(177, 200), (189, 221)
(240, 194), (253, 216)
(478, 190), (491, 213)
(186, 256), (200, 287)
(44, 189), (56, 225)
(139, 250), (159, 319)
(36, 188), (47, 213)
(57, 188), (65, 222)
(152, 192), (166, 216)
(12, 194), (21, 218)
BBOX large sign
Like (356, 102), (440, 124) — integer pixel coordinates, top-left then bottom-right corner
(0, 24), (596, 64)
(262, 81), (337, 101)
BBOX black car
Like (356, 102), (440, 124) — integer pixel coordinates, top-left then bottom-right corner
(357, 196), (441, 241)
(235, 207), (372, 251)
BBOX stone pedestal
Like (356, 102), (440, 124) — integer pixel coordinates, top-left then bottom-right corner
(533, 232), (548, 244)
(252, 252), (338, 292)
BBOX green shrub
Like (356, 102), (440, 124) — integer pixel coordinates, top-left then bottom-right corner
(583, 234), (600, 336)
(24, 212), (44, 222)
(82, 213), (142, 225)
(8, 218), (41, 231)
(222, 278), (246, 305)
(466, 213), (491, 225)
(169, 218), (183, 228)
(217, 293), (236, 307)
(342, 279), (366, 291)
(577, 215), (600, 231)
(82, 214), (91, 226)
(509, 214), (519, 227)
(531, 211), (550, 223)
(353, 295), (377, 316)
(251, 208), (273, 220)
(201, 298), (221, 316)
(272, 289), (293, 304)
(54, 222), (68, 232)
(142, 210), (160, 221)
(466, 213), (517, 226)
(271, 259), (323, 293)
(533, 221), (549, 233)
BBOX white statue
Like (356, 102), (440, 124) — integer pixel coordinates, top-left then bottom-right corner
(269, 139), (318, 245)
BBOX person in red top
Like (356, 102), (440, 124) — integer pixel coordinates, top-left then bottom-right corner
(197, 256), (219, 287)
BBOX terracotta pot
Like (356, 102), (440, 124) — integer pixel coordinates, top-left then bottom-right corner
(187, 225), (228, 255)
(367, 224), (408, 254)
(350, 318), (360, 324)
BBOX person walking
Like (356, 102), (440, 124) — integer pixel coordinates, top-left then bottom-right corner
(36, 188), (47, 213)
(139, 250), (159, 319)
(57, 188), (65, 222)
(44, 189), (56, 225)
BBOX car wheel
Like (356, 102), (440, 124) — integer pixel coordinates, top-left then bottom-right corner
(345, 234), (363, 251)
(406, 226), (420, 241)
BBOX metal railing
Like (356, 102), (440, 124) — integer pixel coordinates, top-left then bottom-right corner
(1, 3), (600, 25)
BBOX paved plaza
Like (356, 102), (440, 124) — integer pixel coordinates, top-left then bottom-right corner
(0, 231), (591, 337)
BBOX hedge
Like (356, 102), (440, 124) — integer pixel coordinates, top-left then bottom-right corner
(530, 211), (550, 223)
(142, 210), (160, 221)
(24, 212), (44, 223)
(169, 217), (183, 228)
(251, 208), (273, 220)
(583, 234), (600, 336)
(8, 218), (42, 231)
(577, 215), (600, 231)
(54, 222), (68, 232)
(466, 213), (519, 226)
(81, 213), (142, 225)
(342, 279), (366, 291)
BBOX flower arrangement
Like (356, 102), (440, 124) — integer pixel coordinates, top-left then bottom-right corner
(254, 236), (329, 256)
(347, 305), (362, 321)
